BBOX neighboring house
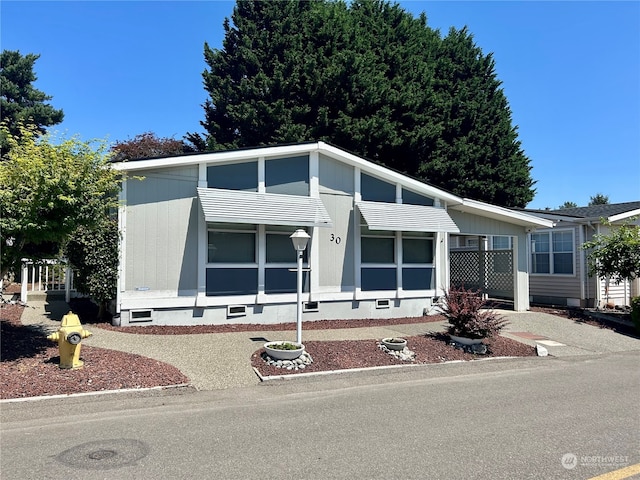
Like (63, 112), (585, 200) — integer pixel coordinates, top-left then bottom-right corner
(112, 142), (552, 326)
(525, 202), (640, 308)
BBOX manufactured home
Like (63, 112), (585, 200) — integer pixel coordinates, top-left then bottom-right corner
(112, 142), (552, 326)
(526, 202), (640, 308)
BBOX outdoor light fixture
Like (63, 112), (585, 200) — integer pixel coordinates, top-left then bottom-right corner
(290, 229), (310, 344)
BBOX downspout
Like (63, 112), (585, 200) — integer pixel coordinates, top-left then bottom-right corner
(578, 224), (585, 306)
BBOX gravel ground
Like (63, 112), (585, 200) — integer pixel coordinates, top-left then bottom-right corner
(1, 299), (539, 399)
(3, 297), (633, 400)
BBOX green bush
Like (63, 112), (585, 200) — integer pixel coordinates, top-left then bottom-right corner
(631, 296), (640, 333)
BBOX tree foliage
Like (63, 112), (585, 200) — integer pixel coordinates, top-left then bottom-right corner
(582, 219), (640, 284)
(1, 50), (64, 155)
(189, 0), (535, 207)
(65, 217), (119, 316)
(111, 131), (193, 161)
(0, 125), (119, 277)
(589, 193), (609, 205)
(559, 201), (577, 209)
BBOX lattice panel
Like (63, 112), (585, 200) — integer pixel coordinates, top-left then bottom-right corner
(449, 250), (513, 299)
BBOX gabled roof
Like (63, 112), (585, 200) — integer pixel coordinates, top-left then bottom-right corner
(113, 141), (552, 229)
(526, 201), (640, 223)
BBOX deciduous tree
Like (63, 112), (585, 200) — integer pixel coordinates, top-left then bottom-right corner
(582, 219), (640, 285)
(0, 125), (119, 278)
(111, 132), (193, 161)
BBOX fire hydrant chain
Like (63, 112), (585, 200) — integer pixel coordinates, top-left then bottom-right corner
(47, 311), (92, 369)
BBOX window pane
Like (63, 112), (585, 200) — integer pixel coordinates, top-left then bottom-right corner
(206, 268), (257, 296)
(361, 174), (396, 202)
(402, 238), (433, 263)
(402, 189), (434, 206)
(265, 156), (309, 196)
(265, 268), (309, 294)
(492, 236), (511, 250)
(207, 162), (257, 191)
(553, 253), (573, 274)
(402, 268), (433, 290)
(208, 231), (255, 263)
(361, 268), (396, 291)
(531, 233), (549, 253)
(532, 253), (550, 274)
(553, 231), (573, 253)
(362, 237), (394, 263)
(266, 234), (296, 263)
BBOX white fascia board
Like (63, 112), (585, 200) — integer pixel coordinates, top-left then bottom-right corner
(315, 142), (463, 205)
(112, 143), (322, 172)
(608, 208), (640, 223)
(452, 198), (554, 228)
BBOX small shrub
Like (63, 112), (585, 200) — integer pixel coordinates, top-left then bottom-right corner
(440, 285), (509, 339)
(267, 342), (302, 351)
(631, 296), (640, 333)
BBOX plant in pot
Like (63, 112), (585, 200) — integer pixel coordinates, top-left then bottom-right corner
(263, 341), (305, 360)
(381, 337), (407, 351)
(439, 285), (509, 345)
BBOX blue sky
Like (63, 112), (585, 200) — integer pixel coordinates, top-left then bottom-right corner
(2, 1), (639, 209)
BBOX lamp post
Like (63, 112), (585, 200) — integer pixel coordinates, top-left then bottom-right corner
(290, 229), (310, 344)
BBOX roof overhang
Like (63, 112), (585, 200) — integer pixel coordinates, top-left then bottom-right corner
(451, 199), (554, 229)
(356, 201), (460, 233)
(197, 187), (333, 228)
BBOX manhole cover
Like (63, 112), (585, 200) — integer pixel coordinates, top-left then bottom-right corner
(56, 439), (148, 470)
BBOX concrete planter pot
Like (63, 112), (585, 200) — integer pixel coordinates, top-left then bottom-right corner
(381, 337), (407, 351)
(264, 341), (305, 360)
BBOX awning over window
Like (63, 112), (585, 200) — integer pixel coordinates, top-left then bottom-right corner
(357, 201), (460, 233)
(197, 187), (333, 228)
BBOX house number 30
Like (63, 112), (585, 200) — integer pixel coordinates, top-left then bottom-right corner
(330, 234), (342, 244)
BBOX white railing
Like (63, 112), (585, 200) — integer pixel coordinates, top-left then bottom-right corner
(20, 259), (75, 303)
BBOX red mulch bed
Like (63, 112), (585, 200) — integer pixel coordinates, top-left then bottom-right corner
(251, 335), (536, 377)
(0, 304), (189, 400)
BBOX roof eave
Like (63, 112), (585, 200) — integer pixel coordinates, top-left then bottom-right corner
(452, 198), (555, 228)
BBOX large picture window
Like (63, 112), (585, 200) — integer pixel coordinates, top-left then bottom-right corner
(207, 224), (257, 296)
(531, 230), (574, 275)
(360, 221), (435, 292)
(206, 224), (309, 296)
(265, 226), (308, 294)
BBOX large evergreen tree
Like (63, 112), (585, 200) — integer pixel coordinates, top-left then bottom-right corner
(0, 50), (64, 155)
(189, 0), (535, 207)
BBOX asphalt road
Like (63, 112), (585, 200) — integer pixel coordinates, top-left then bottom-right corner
(1, 352), (639, 480)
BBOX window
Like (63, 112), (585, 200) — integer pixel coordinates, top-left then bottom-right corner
(531, 230), (574, 275)
(401, 233), (434, 290)
(361, 225), (396, 291)
(207, 162), (257, 191)
(402, 188), (434, 206)
(265, 156), (309, 196)
(265, 226), (308, 294)
(361, 174), (396, 203)
(491, 236), (512, 250)
(206, 224), (257, 296)
(360, 220), (435, 292)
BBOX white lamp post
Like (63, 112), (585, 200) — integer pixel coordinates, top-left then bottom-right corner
(290, 229), (310, 344)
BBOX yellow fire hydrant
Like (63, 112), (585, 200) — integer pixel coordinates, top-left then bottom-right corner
(47, 311), (92, 369)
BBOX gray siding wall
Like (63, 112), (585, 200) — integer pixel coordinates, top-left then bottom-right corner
(318, 155), (355, 292)
(124, 166), (199, 294)
(529, 223), (583, 304)
(448, 210), (525, 236)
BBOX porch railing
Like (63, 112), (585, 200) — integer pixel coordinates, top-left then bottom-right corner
(20, 259), (75, 303)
